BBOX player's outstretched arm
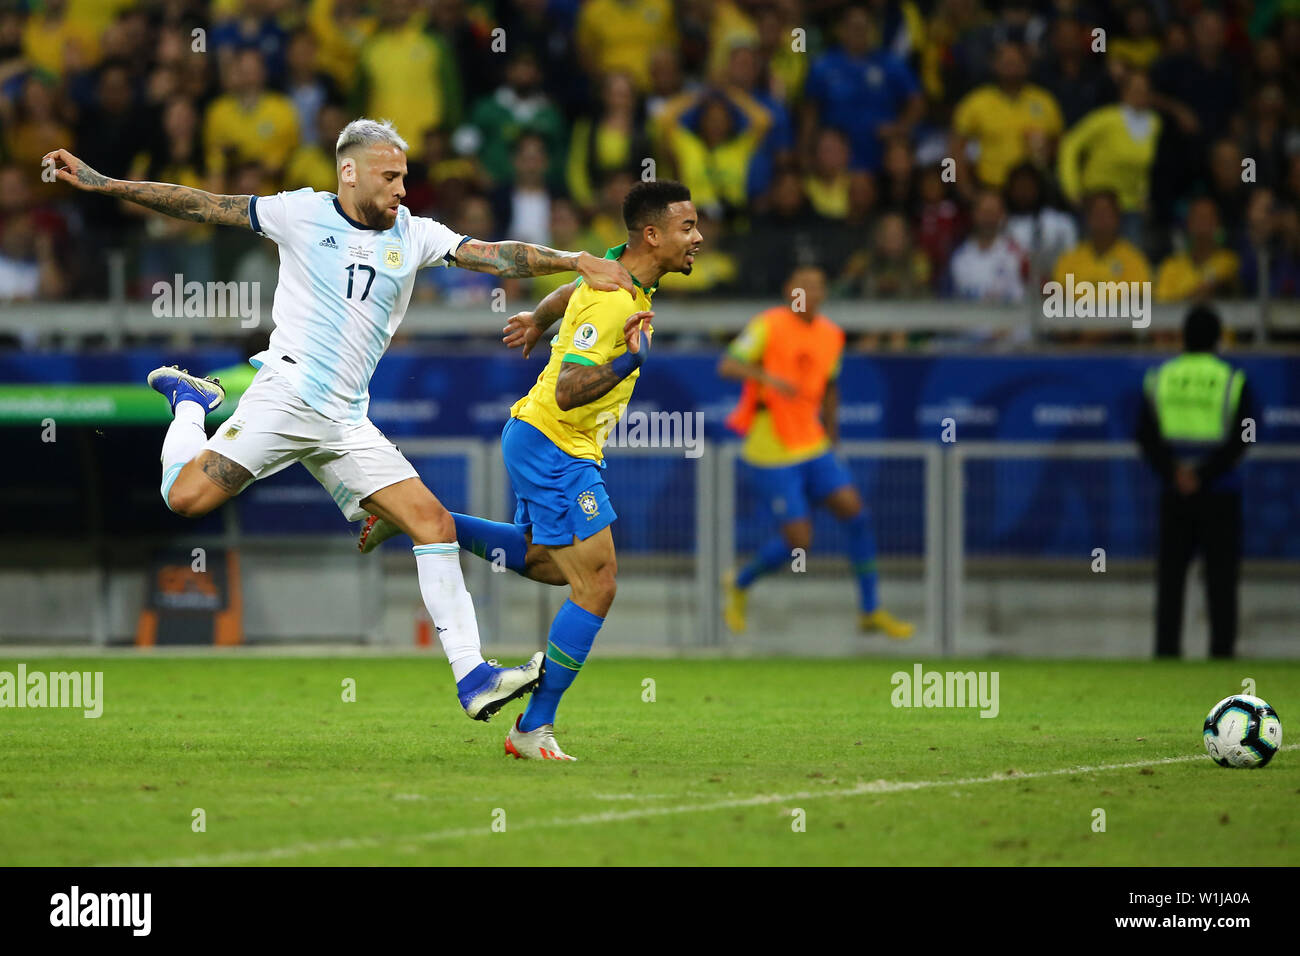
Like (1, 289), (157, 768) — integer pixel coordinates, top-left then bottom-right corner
(555, 311), (652, 411)
(43, 148), (251, 226)
(453, 238), (635, 295)
(821, 380), (840, 444)
(718, 354), (799, 396)
(502, 280), (578, 358)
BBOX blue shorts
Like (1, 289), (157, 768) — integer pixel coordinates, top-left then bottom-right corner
(502, 417), (617, 546)
(745, 451), (854, 523)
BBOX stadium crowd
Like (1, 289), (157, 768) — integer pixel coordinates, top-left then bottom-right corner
(1, 0), (1299, 345)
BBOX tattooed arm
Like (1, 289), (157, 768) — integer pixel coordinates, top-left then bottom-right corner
(453, 238), (635, 295)
(555, 310), (653, 411)
(43, 148), (251, 226)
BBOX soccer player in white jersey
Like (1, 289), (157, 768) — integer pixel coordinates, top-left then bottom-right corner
(42, 119), (634, 726)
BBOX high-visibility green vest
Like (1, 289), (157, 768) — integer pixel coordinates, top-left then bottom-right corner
(1144, 352), (1245, 446)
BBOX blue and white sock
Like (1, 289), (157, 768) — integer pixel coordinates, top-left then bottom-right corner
(413, 543), (486, 683)
(160, 400), (206, 510)
(519, 599), (604, 731)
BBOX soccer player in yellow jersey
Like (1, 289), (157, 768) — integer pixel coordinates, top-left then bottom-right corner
(360, 181), (702, 760)
(720, 265), (913, 639)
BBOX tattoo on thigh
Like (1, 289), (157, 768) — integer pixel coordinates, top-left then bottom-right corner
(200, 453), (253, 494)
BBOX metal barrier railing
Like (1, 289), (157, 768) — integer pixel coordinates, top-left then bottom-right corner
(9, 437), (1297, 652)
(947, 442), (1300, 655)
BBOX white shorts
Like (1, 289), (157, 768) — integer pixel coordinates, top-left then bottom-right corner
(205, 366), (417, 522)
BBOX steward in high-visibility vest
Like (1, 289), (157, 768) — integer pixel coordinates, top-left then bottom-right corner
(1144, 352), (1247, 492)
(1136, 306), (1255, 659)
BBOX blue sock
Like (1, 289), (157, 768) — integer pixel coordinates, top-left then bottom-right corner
(736, 535), (791, 589)
(451, 512), (527, 573)
(455, 661), (497, 701)
(519, 599), (603, 732)
(845, 511), (878, 612)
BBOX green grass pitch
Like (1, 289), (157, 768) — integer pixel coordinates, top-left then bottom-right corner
(1, 656), (1295, 866)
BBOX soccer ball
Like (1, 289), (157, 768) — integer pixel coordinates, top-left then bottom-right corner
(1202, 695), (1283, 768)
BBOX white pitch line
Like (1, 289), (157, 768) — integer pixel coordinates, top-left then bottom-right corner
(116, 745), (1297, 867)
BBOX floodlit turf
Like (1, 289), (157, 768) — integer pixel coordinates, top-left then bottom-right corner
(0, 656), (1295, 866)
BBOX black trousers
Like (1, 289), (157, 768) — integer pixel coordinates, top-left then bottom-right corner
(1155, 490), (1242, 659)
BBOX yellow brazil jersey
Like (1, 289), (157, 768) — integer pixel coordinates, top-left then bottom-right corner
(804, 172), (850, 219)
(309, 0), (376, 93)
(1052, 238), (1151, 288)
(1110, 37), (1161, 70)
(203, 92), (300, 177)
(770, 43), (807, 103)
(667, 125), (762, 211)
(360, 23), (445, 158)
(511, 245), (655, 461)
(284, 144), (338, 193)
(1154, 249), (1240, 302)
(727, 313), (842, 467)
(22, 10), (102, 75)
(1057, 105), (1160, 212)
(953, 84), (1064, 188)
(575, 0), (678, 91)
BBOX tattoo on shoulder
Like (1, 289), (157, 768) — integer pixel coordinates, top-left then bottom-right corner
(200, 453), (253, 495)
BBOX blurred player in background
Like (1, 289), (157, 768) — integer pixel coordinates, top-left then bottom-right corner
(720, 265), (913, 639)
(361, 180), (702, 760)
(43, 118), (635, 729)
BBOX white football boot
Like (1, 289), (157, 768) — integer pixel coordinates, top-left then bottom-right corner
(504, 714), (577, 761)
(460, 652), (545, 721)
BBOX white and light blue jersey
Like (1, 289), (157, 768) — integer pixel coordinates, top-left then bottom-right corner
(248, 188), (466, 423)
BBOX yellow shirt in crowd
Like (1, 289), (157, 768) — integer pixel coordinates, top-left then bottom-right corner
(1154, 250), (1240, 302)
(1057, 105), (1160, 213)
(1053, 239), (1152, 287)
(953, 84), (1064, 188)
(359, 21), (447, 159)
(204, 92), (300, 176)
(575, 0), (678, 91)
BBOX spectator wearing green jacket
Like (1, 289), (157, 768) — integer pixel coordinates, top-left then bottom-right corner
(460, 49), (567, 192)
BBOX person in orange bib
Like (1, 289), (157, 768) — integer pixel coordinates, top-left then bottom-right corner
(719, 265), (913, 638)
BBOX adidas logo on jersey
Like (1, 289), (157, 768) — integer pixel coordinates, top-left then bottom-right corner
(319, 236), (338, 248)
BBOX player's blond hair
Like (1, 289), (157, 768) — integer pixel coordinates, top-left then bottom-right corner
(335, 118), (409, 166)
